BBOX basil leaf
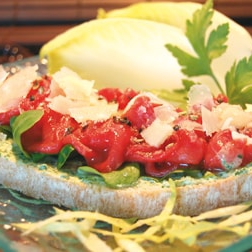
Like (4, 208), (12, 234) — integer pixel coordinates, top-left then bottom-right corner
(103, 163), (140, 188)
(77, 163), (141, 188)
(77, 166), (106, 184)
(57, 144), (75, 169)
(0, 125), (12, 137)
(167, 169), (204, 180)
(10, 110), (44, 157)
(8, 188), (51, 205)
(77, 166), (103, 177)
(30, 153), (47, 162)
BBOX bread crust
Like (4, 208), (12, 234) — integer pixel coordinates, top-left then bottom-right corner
(1, 138), (252, 219)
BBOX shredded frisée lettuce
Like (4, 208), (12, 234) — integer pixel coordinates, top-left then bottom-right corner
(13, 180), (252, 251)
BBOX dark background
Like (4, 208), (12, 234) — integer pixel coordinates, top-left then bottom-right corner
(1, 0), (252, 63)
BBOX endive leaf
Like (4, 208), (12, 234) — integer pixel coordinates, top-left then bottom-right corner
(40, 18), (195, 91)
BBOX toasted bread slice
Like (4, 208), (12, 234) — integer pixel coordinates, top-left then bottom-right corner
(1, 137), (252, 219)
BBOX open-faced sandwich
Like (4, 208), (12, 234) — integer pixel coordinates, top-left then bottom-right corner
(1, 0), (252, 222)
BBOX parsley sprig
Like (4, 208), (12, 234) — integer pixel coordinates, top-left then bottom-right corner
(166, 0), (252, 108)
(226, 57), (252, 107)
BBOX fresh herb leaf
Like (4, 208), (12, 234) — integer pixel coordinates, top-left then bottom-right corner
(30, 152), (47, 162)
(10, 110), (44, 157)
(182, 79), (197, 91)
(166, 0), (227, 94)
(57, 144), (75, 169)
(186, 0), (214, 59)
(149, 88), (188, 109)
(166, 44), (208, 76)
(77, 163), (141, 188)
(166, 0), (252, 107)
(206, 23), (229, 60)
(8, 188), (52, 205)
(77, 166), (102, 177)
(225, 55), (252, 108)
(0, 125), (12, 137)
(150, 79), (199, 110)
(167, 169), (204, 180)
(102, 163), (140, 188)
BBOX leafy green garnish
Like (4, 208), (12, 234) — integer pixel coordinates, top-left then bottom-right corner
(30, 152), (48, 163)
(77, 163), (141, 188)
(148, 88), (188, 110)
(57, 144), (75, 169)
(166, 0), (252, 108)
(166, 0), (228, 95)
(0, 125), (12, 137)
(7, 188), (52, 205)
(10, 110), (44, 157)
(166, 169), (205, 180)
(149, 78), (199, 109)
(225, 56), (252, 108)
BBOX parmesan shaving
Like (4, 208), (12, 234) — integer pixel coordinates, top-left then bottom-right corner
(0, 65), (38, 113)
(188, 84), (215, 110)
(201, 106), (218, 136)
(154, 104), (178, 123)
(215, 103), (252, 129)
(52, 67), (94, 100)
(69, 103), (118, 123)
(48, 66), (118, 122)
(232, 131), (252, 145)
(48, 95), (90, 115)
(141, 118), (173, 147)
